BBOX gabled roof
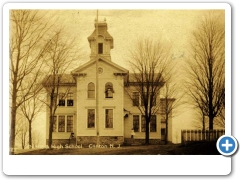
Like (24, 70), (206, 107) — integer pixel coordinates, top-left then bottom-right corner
(42, 74), (76, 87)
(71, 57), (129, 75)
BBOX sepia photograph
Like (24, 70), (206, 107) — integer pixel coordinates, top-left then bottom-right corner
(2, 1), (234, 176)
(8, 7), (227, 156)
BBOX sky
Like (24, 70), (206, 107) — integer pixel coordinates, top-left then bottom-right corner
(47, 10), (224, 70)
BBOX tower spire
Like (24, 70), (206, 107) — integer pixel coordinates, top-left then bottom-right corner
(88, 12), (114, 61)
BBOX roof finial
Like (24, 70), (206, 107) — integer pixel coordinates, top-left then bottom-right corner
(104, 17), (106, 22)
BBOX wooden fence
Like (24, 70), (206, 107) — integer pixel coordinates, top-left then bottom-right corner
(181, 129), (225, 143)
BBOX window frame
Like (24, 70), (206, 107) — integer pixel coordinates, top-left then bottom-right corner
(133, 115), (140, 132)
(161, 128), (166, 136)
(67, 93), (74, 106)
(140, 92), (157, 106)
(53, 116), (57, 132)
(87, 109), (95, 128)
(105, 109), (113, 128)
(140, 115), (157, 132)
(58, 115), (65, 132)
(88, 82), (95, 98)
(132, 92), (140, 106)
(141, 115), (146, 132)
(150, 115), (157, 132)
(58, 93), (66, 106)
(67, 116), (73, 132)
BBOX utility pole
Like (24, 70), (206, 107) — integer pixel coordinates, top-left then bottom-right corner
(95, 10), (100, 145)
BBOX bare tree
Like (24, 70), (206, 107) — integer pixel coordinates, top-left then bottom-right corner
(125, 38), (172, 145)
(191, 108), (209, 131)
(185, 12), (225, 131)
(42, 29), (80, 149)
(216, 90), (225, 128)
(214, 97), (225, 128)
(19, 86), (44, 149)
(9, 10), (52, 154)
(15, 115), (28, 150)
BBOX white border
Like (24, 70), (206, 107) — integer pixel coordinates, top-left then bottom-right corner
(3, 2), (231, 176)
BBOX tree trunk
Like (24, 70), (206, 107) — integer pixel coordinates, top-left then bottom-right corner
(202, 113), (205, 131)
(208, 116), (214, 141)
(208, 55), (214, 130)
(21, 130), (26, 149)
(48, 115), (53, 149)
(145, 118), (150, 145)
(165, 116), (168, 145)
(29, 121), (32, 149)
(10, 87), (17, 154)
(209, 115), (214, 130)
(48, 93), (54, 149)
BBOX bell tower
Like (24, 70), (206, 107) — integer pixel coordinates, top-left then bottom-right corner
(88, 18), (114, 61)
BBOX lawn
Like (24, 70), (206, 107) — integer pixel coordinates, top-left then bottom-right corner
(15, 141), (220, 155)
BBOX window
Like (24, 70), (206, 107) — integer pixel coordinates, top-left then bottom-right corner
(141, 115), (157, 132)
(141, 92), (156, 106)
(161, 115), (166, 123)
(141, 92), (147, 106)
(132, 92), (139, 106)
(105, 82), (114, 98)
(67, 116), (73, 132)
(133, 115), (140, 132)
(150, 92), (157, 106)
(150, 115), (157, 132)
(67, 93), (73, 106)
(98, 43), (103, 54)
(141, 116), (146, 132)
(58, 116), (65, 132)
(160, 100), (166, 114)
(161, 128), (166, 140)
(160, 99), (166, 122)
(105, 109), (113, 128)
(88, 83), (95, 98)
(59, 93), (65, 106)
(87, 109), (95, 128)
(161, 128), (166, 136)
(53, 116), (57, 132)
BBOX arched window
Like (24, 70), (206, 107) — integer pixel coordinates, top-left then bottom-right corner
(105, 82), (114, 98)
(88, 82), (95, 98)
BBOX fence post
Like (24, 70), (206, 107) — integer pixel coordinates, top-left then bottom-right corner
(213, 130), (216, 140)
(202, 130), (205, 141)
(197, 130), (201, 141)
(187, 130), (190, 141)
(181, 129), (225, 142)
(194, 130), (197, 141)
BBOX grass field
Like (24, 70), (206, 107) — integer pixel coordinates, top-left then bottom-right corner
(15, 141), (220, 155)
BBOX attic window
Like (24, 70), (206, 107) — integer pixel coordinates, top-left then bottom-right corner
(59, 93), (65, 106)
(98, 43), (103, 54)
(67, 93), (74, 106)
